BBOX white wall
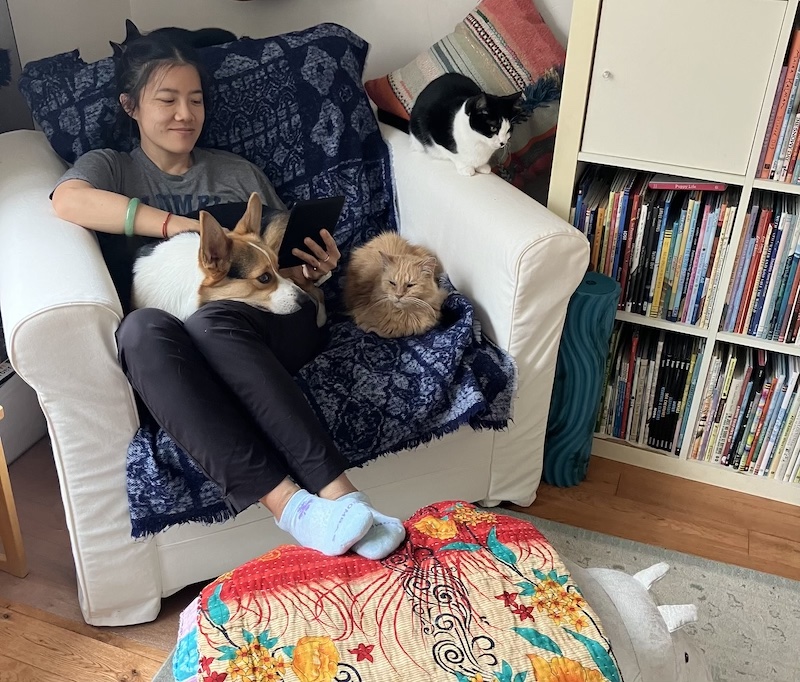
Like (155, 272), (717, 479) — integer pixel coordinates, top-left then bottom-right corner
(9, 0), (572, 79)
(0, 0), (31, 132)
(8, 0), (129, 64)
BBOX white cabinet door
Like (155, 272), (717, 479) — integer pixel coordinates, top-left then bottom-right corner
(581, 0), (786, 175)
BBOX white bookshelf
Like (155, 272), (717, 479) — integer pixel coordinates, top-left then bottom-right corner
(549, 0), (800, 504)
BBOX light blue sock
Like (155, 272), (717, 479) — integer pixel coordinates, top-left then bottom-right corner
(276, 489), (372, 556)
(342, 492), (406, 560)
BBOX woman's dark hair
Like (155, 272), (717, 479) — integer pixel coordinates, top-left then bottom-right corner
(113, 34), (211, 141)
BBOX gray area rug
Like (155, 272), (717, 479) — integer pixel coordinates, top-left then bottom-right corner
(151, 510), (800, 682)
(501, 510), (800, 682)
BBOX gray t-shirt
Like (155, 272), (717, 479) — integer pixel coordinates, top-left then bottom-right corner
(55, 146), (285, 213)
(55, 146), (285, 312)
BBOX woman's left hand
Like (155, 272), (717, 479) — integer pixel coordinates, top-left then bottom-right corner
(279, 229), (341, 285)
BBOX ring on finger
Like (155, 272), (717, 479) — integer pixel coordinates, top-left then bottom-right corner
(323, 254), (331, 263)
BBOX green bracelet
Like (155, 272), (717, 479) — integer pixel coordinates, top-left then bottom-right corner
(124, 197), (140, 237)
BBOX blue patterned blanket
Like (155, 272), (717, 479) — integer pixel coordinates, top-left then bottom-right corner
(20, 23), (517, 538)
(127, 278), (516, 537)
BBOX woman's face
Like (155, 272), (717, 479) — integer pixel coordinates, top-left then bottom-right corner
(129, 63), (205, 159)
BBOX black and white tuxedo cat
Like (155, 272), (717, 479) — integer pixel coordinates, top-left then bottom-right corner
(409, 73), (524, 176)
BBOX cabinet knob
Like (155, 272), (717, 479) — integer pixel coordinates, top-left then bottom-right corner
(601, 70), (613, 80)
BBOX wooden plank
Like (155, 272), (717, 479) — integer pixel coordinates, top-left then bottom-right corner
(1, 600), (169, 660)
(615, 462), (800, 543)
(0, 602), (165, 681)
(0, 653), (66, 682)
(518, 484), (752, 562)
(749, 531), (800, 579)
(538, 456), (622, 497)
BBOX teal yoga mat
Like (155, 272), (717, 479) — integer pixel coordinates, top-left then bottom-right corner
(544, 272), (620, 486)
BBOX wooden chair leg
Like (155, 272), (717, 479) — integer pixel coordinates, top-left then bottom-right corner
(0, 406), (27, 578)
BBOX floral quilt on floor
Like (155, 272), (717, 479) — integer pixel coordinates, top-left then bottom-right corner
(172, 501), (621, 682)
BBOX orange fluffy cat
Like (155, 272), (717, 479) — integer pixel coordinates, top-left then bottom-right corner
(344, 232), (447, 338)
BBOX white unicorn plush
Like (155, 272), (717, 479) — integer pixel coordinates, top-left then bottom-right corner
(564, 560), (713, 682)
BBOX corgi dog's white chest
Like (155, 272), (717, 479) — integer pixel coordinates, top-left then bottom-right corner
(132, 234), (206, 320)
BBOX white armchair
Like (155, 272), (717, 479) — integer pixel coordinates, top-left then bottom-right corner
(0, 118), (587, 625)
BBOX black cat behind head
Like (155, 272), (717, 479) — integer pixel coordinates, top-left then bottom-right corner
(110, 19), (237, 57)
(409, 73), (524, 177)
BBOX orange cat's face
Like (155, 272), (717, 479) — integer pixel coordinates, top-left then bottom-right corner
(379, 253), (438, 304)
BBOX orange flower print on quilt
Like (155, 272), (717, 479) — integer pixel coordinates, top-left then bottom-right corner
(226, 641), (287, 682)
(291, 636), (340, 682)
(413, 514), (458, 540)
(528, 655), (606, 682)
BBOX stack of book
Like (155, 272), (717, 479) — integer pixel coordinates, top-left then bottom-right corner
(572, 167), (738, 324)
(596, 324), (703, 454)
(691, 345), (800, 482)
(721, 193), (800, 340)
(758, 22), (800, 183)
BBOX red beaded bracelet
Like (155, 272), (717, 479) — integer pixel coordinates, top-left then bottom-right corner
(162, 212), (173, 239)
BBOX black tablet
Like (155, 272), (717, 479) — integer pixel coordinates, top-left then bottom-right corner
(278, 196), (346, 268)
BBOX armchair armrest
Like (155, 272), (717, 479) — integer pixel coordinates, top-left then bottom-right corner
(0, 130), (161, 625)
(382, 123), (590, 505)
(0, 131), (122, 332)
(382, 123), (589, 353)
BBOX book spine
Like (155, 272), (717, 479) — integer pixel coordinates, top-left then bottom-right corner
(751, 215), (783, 336)
(647, 181), (727, 191)
(644, 201), (667, 316)
(723, 206), (756, 331)
(627, 203), (650, 313)
(736, 207), (772, 334)
(771, 62), (800, 179)
(682, 200), (712, 323)
(778, 245), (800, 342)
(780, 113), (800, 182)
(613, 186), (633, 283)
(651, 223), (673, 318)
(721, 356), (753, 466)
(702, 203), (736, 326)
(762, 28), (800, 178)
(619, 190), (641, 310)
(690, 203), (721, 324)
(758, 65), (787, 174)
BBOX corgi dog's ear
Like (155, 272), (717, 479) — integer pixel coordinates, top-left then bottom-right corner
(233, 192), (263, 236)
(199, 211), (232, 279)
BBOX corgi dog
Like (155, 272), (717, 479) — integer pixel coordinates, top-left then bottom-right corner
(132, 193), (326, 325)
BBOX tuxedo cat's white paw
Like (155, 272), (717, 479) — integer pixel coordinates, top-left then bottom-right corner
(476, 164), (492, 174)
(457, 165), (476, 176)
(409, 134), (425, 153)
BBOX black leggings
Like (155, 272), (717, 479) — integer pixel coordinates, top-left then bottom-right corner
(116, 300), (349, 513)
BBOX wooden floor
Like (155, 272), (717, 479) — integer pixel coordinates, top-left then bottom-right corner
(1, 439), (799, 681)
(515, 455), (800, 582)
